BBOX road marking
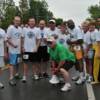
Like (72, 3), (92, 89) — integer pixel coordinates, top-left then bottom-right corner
(83, 60), (96, 100)
(86, 83), (96, 100)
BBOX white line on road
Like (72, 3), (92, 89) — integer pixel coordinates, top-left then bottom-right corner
(83, 60), (96, 100)
(86, 83), (96, 100)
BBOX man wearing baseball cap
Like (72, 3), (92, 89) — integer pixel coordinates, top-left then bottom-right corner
(47, 36), (76, 92)
(47, 19), (60, 40)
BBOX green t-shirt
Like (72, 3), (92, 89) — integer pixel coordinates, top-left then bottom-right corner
(49, 43), (76, 62)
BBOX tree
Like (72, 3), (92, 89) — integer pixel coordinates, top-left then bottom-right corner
(88, 4), (100, 19)
(19, 0), (29, 23)
(29, 0), (53, 23)
(1, 0), (19, 29)
(88, 2), (100, 29)
(55, 18), (63, 26)
(1, 0), (54, 29)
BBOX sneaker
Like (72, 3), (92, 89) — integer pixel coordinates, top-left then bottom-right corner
(33, 75), (39, 80)
(0, 82), (4, 89)
(22, 76), (27, 83)
(72, 75), (79, 81)
(9, 79), (16, 86)
(61, 83), (71, 92)
(76, 77), (85, 85)
(49, 75), (60, 84)
(87, 76), (93, 83)
(38, 73), (43, 79)
(15, 74), (22, 79)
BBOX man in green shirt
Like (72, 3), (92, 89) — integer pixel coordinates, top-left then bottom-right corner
(47, 36), (76, 92)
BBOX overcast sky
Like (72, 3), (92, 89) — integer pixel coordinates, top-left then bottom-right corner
(14, 0), (99, 25)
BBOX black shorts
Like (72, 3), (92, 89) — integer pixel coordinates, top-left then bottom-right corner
(53, 60), (74, 71)
(22, 52), (38, 63)
(37, 46), (50, 62)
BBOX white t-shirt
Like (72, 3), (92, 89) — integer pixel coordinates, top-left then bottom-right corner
(83, 32), (91, 50)
(7, 25), (22, 54)
(95, 30), (100, 42)
(22, 27), (41, 52)
(68, 27), (83, 41)
(89, 29), (99, 44)
(0, 28), (6, 56)
(38, 27), (48, 46)
(47, 27), (60, 37)
(58, 32), (70, 48)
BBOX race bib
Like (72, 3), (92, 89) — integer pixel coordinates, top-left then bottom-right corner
(74, 46), (81, 51)
(23, 54), (29, 60)
(59, 39), (65, 44)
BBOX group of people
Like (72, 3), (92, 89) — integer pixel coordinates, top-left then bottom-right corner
(0, 16), (100, 92)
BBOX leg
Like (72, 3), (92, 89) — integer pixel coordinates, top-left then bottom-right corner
(60, 68), (71, 92)
(22, 62), (28, 82)
(59, 68), (70, 82)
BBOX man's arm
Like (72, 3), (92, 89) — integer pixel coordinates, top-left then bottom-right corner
(7, 38), (17, 48)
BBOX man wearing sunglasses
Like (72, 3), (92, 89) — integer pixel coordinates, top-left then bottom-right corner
(47, 36), (76, 92)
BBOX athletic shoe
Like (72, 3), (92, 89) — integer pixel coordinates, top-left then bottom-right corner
(87, 76), (93, 83)
(76, 72), (86, 85)
(61, 83), (71, 92)
(22, 76), (27, 83)
(75, 77), (85, 85)
(49, 75), (60, 84)
(0, 82), (4, 89)
(9, 79), (16, 86)
(72, 75), (79, 81)
(38, 73), (43, 79)
(32, 75), (39, 80)
(15, 73), (22, 79)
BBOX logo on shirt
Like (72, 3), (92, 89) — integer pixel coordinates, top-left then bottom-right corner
(14, 32), (20, 39)
(41, 33), (44, 38)
(27, 31), (35, 38)
(59, 39), (65, 44)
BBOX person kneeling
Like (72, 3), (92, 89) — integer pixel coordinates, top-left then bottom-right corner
(47, 36), (76, 92)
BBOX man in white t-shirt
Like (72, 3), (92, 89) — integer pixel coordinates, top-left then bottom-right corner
(7, 16), (22, 86)
(47, 19), (60, 39)
(22, 18), (41, 82)
(0, 19), (7, 88)
(58, 22), (70, 48)
(37, 20), (49, 78)
(82, 21), (93, 83)
(67, 19), (84, 85)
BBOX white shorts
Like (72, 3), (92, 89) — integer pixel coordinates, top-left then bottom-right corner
(0, 57), (5, 68)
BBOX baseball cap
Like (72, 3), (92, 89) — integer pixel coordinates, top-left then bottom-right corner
(49, 19), (56, 24)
